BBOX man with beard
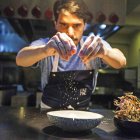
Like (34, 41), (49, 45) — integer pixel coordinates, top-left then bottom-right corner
(16, 0), (126, 110)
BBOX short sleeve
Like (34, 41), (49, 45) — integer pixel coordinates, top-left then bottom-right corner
(102, 39), (112, 49)
(30, 38), (50, 46)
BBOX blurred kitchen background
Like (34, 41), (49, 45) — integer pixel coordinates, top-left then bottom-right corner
(0, 0), (140, 109)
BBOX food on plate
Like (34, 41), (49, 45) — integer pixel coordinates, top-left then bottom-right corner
(114, 92), (140, 122)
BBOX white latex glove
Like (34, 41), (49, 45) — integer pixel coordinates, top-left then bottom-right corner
(79, 33), (107, 63)
(45, 32), (77, 61)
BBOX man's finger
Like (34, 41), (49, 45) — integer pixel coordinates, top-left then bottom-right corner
(60, 33), (77, 55)
(79, 33), (95, 56)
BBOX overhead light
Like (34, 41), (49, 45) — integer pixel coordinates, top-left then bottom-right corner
(44, 9), (53, 20)
(4, 6), (15, 17)
(17, 5), (28, 17)
(99, 24), (106, 29)
(113, 26), (120, 31)
(32, 6), (41, 18)
(96, 12), (106, 23)
(109, 13), (119, 24)
(0, 44), (4, 52)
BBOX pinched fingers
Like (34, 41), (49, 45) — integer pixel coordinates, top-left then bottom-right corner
(51, 35), (66, 59)
(79, 33), (95, 57)
(48, 32), (76, 61)
(83, 42), (103, 63)
(79, 34), (102, 63)
(57, 32), (77, 55)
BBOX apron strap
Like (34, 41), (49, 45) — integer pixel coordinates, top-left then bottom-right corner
(52, 54), (59, 72)
(80, 37), (97, 93)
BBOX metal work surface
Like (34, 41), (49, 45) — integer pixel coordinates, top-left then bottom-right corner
(0, 107), (139, 140)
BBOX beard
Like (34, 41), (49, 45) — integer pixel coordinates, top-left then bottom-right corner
(70, 34), (83, 46)
(70, 36), (81, 46)
(73, 39), (79, 46)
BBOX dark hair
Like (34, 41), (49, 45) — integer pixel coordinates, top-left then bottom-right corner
(53, 0), (92, 23)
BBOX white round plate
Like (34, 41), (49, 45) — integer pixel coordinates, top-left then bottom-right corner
(47, 110), (104, 132)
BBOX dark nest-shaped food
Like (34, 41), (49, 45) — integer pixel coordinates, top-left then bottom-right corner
(113, 93), (140, 135)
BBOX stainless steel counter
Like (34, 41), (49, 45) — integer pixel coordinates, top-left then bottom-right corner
(0, 107), (139, 140)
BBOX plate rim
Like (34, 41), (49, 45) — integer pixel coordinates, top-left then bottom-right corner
(47, 110), (104, 120)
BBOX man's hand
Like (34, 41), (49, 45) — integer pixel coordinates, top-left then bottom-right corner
(79, 33), (108, 63)
(45, 32), (77, 61)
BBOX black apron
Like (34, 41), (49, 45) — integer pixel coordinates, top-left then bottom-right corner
(42, 54), (94, 110)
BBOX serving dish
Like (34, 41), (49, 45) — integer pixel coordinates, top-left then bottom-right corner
(113, 93), (140, 135)
(114, 117), (140, 135)
(47, 110), (104, 132)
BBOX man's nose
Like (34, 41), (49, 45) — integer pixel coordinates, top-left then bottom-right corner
(67, 26), (74, 37)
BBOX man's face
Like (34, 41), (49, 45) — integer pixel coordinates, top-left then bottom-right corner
(55, 10), (85, 46)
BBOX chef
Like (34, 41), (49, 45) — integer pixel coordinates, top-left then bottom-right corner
(16, 0), (126, 110)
